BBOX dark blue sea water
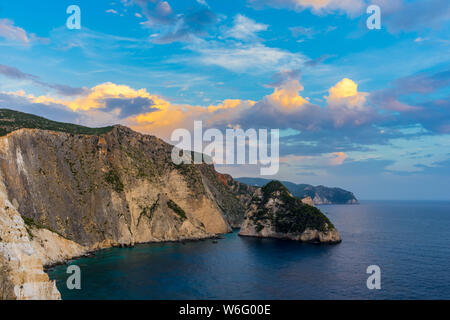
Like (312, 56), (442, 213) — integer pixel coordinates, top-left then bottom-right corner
(48, 201), (450, 300)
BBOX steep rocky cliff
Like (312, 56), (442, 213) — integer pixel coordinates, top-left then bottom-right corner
(0, 109), (250, 299)
(239, 181), (341, 243)
(0, 126), (248, 247)
(205, 171), (258, 227)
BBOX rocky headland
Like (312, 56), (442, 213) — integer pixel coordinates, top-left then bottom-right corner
(236, 177), (358, 205)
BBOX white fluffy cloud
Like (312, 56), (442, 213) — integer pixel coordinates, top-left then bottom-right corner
(225, 14), (269, 40)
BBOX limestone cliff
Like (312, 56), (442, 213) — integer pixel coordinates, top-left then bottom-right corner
(0, 109), (251, 299)
(0, 126), (242, 248)
(239, 181), (341, 243)
(0, 189), (87, 299)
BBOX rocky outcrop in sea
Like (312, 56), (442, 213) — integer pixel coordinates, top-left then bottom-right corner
(239, 181), (341, 244)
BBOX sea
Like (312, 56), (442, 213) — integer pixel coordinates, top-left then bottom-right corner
(47, 201), (450, 300)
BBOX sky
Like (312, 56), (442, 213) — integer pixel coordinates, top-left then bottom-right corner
(0, 0), (449, 200)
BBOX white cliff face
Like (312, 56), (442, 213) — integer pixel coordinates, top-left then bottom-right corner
(0, 200), (61, 300)
(0, 163), (90, 300)
(0, 197), (91, 300)
(29, 228), (87, 267)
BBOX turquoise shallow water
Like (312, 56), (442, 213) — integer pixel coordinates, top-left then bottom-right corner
(48, 201), (450, 300)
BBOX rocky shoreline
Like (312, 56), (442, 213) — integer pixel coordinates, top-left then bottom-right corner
(239, 228), (342, 244)
(43, 233), (227, 271)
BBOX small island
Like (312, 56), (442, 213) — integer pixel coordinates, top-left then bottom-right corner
(239, 181), (341, 244)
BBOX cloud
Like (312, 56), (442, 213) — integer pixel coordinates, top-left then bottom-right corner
(103, 97), (156, 118)
(391, 69), (450, 95)
(186, 41), (307, 73)
(151, 8), (217, 44)
(225, 14), (268, 40)
(265, 79), (309, 110)
(0, 19), (30, 43)
(1, 84), (159, 128)
(327, 78), (367, 108)
(326, 158), (395, 176)
(369, 69), (450, 133)
(265, 69), (302, 87)
(414, 37), (429, 43)
(3, 82), (255, 138)
(305, 54), (334, 67)
(373, 0), (450, 32)
(129, 98), (256, 138)
(325, 78), (373, 127)
(5, 76), (447, 189)
(280, 151), (348, 167)
(249, 0), (367, 16)
(251, 0), (449, 33)
(174, 12), (305, 74)
(47, 26), (148, 61)
(290, 26), (316, 38)
(1, 76), (382, 147)
(0, 92), (92, 125)
(0, 64), (86, 96)
(329, 152), (348, 165)
(48, 82), (157, 114)
(0, 64), (37, 80)
(196, 0), (210, 7)
(2, 73), (443, 160)
(123, 0), (218, 43)
(413, 159), (450, 176)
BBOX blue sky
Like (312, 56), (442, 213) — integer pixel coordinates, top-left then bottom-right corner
(0, 0), (449, 199)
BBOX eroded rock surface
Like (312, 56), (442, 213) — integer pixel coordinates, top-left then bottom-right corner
(239, 181), (341, 244)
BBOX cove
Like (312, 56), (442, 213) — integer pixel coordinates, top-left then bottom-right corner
(47, 201), (450, 300)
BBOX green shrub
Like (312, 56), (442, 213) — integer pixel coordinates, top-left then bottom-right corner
(0, 109), (114, 137)
(257, 180), (335, 234)
(104, 169), (124, 193)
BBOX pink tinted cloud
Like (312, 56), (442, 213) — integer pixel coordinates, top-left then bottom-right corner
(0, 19), (29, 43)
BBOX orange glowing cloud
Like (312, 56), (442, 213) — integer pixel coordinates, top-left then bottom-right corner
(327, 78), (367, 109)
(65, 82), (154, 111)
(329, 152), (347, 165)
(4, 77), (373, 140)
(266, 79), (309, 110)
